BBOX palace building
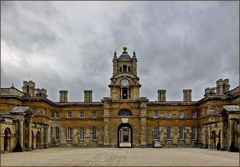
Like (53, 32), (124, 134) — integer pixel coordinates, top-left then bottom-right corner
(0, 46), (239, 152)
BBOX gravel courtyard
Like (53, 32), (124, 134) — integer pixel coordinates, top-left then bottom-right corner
(1, 147), (239, 166)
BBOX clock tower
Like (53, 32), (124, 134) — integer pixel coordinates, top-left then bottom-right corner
(109, 46), (141, 100)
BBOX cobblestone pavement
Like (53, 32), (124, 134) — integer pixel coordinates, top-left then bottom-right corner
(1, 148), (239, 166)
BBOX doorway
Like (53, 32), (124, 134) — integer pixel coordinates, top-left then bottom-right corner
(4, 128), (11, 151)
(118, 123), (133, 148)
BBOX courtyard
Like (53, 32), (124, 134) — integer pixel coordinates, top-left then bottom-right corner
(1, 148), (239, 166)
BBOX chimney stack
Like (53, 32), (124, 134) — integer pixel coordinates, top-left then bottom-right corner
(157, 89), (166, 102)
(59, 90), (68, 102)
(22, 80), (35, 97)
(216, 79), (230, 95)
(183, 89), (192, 102)
(84, 90), (92, 102)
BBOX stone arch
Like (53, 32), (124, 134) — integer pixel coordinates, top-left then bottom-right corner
(117, 123), (133, 148)
(118, 109), (132, 116)
(211, 130), (216, 149)
(4, 128), (11, 152)
(36, 131), (41, 149)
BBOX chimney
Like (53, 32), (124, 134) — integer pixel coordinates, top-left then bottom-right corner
(22, 80), (35, 97)
(183, 89), (192, 102)
(59, 90), (68, 102)
(216, 79), (230, 95)
(36, 88), (47, 98)
(204, 87), (216, 97)
(84, 90), (92, 102)
(157, 89), (166, 102)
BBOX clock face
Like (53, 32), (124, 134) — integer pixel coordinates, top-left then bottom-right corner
(120, 79), (129, 86)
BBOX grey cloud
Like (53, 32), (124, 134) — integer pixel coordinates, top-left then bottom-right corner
(1, 1), (239, 102)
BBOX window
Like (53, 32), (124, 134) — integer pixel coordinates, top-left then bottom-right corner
(179, 112), (184, 118)
(55, 127), (60, 140)
(192, 111), (197, 119)
(79, 127), (84, 140)
(51, 112), (54, 118)
(92, 111), (97, 118)
(67, 112), (72, 118)
(118, 109), (132, 116)
(165, 112), (172, 118)
(166, 127), (171, 140)
(128, 67), (131, 72)
(179, 127), (184, 140)
(92, 127), (96, 140)
(123, 65), (127, 72)
(80, 112), (84, 118)
(153, 111), (159, 118)
(122, 88), (128, 99)
(120, 67), (122, 72)
(55, 112), (59, 118)
(192, 127), (197, 140)
(153, 127), (158, 140)
(67, 127), (72, 140)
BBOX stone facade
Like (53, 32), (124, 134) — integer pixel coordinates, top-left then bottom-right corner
(0, 46), (239, 153)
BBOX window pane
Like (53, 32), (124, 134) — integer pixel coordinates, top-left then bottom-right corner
(179, 127), (184, 140)
(166, 127), (171, 139)
(92, 127), (96, 139)
(80, 127), (84, 140)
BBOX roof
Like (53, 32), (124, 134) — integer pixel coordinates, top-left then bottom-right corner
(119, 51), (131, 59)
(9, 106), (35, 115)
(219, 105), (239, 114)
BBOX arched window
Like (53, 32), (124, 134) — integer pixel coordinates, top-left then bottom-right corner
(128, 67), (131, 72)
(120, 67), (122, 72)
(67, 127), (72, 140)
(118, 109), (132, 116)
(123, 65), (127, 72)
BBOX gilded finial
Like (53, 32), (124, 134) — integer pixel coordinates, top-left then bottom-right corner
(123, 45), (128, 52)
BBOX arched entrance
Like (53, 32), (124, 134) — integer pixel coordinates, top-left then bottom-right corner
(217, 130), (221, 150)
(117, 123), (133, 148)
(4, 128), (11, 152)
(36, 131), (41, 148)
(31, 131), (34, 149)
(212, 131), (216, 149)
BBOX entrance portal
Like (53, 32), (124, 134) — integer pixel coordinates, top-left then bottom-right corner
(118, 123), (133, 148)
(4, 128), (11, 151)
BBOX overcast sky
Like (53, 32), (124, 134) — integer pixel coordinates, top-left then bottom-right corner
(1, 1), (239, 102)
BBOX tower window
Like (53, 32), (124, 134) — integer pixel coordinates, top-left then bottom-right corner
(122, 88), (128, 99)
(123, 65), (127, 72)
(128, 67), (130, 72)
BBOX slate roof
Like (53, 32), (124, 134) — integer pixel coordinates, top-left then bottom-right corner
(219, 105), (239, 114)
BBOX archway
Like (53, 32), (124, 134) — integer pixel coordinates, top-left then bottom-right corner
(36, 131), (41, 148)
(117, 123), (133, 148)
(217, 130), (221, 150)
(31, 131), (34, 149)
(4, 128), (11, 152)
(212, 131), (216, 149)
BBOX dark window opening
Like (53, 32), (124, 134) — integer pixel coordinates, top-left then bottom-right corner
(128, 67), (130, 72)
(122, 88), (128, 99)
(123, 65), (127, 72)
(120, 67), (122, 72)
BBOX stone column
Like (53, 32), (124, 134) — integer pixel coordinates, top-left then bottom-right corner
(44, 126), (49, 148)
(28, 117), (32, 150)
(0, 133), (4, 152)
(220, 122), (225, 150)
(19, 119), (24, 150)
(140, 101), (147, 146)
(207, 124), (211, 149)
(229, 120), (234, 150)
(40, 126), (44, 148)
(103, 101), (110, 146)
(32, 135), (36, 149)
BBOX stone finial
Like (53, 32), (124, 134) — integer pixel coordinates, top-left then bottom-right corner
(113, 51), (117, 59)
